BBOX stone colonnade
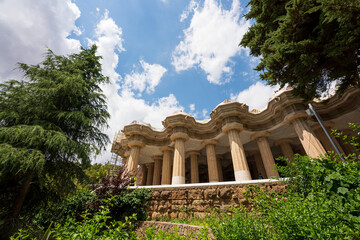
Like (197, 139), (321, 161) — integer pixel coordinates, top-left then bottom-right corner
(125, 115), (338, 186)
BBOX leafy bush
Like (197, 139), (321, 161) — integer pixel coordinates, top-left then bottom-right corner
(12, 205), (138, 240)
(111, 188), (152, 221)
(34, 189), (95, 228)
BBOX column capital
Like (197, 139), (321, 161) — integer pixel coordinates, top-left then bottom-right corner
(124, 151), (130, 158)
(160, 146), (174, 152)
(222, 122), (243, 134)
(187, 150), (200, 157)
(251, 131), (270, 141)
(145, 162), (154, 168)
(202, 139), (218, 147)
(152, 155), (162, 161)
(275, 138), (293, 146)
(170, 132), (189, 142)
(312, 121), (335, 131)
(128, 140), (145, 148)
(283, 112), (308, 125)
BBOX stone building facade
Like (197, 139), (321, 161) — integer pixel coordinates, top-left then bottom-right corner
(111, 87), (360, 186)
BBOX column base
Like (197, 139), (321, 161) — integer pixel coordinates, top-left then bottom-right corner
(235, 170), (252, 181)
(172, 176), (185, 185)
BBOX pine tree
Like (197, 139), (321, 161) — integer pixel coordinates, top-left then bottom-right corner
(241, 0), (360, 99)
(0, 45), (110, 223)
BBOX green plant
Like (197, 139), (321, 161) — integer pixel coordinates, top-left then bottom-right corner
(12, 205), (138, 240)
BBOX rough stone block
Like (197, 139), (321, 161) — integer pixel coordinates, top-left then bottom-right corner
(219, 188), (232, 199)
(204, 189), (217, 199)
(188, 189), (203, 199)
(170, 212), (178, 219)
(151, 212), (161, 220)
(160, 190), (171, 199)
(152, 191), (161, 199)
(172, 190), (187, 199)
(178, 212), (188, 219)
(193, 212), (206, 219)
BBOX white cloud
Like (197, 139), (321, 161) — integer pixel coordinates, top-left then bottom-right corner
(231, 81), (279, 110)
(189, 103), (195, 111)
(202, 109), (208, 118)
(180, 0), (198, 22)
(0, 0), (81, 82)
(91, 11), (183, 163)
(123, 60), (167, 94)
(172, 0), (251, 84)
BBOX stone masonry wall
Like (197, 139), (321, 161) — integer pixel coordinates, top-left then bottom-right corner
(145, 180), (286, 220)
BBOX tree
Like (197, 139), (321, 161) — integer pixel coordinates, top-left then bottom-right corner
(0, 45), (110, 224)
(240, 0), (360, 100)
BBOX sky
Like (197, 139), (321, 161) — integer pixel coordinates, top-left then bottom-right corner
(0, 0), (280, 163)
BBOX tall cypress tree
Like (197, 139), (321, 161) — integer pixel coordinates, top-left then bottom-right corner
(0, 45), (110, 222)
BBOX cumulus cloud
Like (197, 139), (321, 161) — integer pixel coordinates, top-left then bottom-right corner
(231, 81), (279, 110)
(0, 0), (81, 82)
(91, 11), (183, 163)
(172, 0), (251, 84)
(123, 60), (167, 95)
(180, 0), (198, 22)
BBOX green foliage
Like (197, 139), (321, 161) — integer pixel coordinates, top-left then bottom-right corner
(208, 156), (360, 239)
(0, 45), (110, 220)
(111, 188), (153, 221)
(11, 205), (138, 240)
(84, 162), (112, 185)
(33, 190), (95, 228)
(241, 0), (360, 99)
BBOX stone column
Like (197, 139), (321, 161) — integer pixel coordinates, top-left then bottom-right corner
(252, 151), (267, 179)
(126, 140), (145, 175)
(312, 122), (344, 154)
(170, 132), (189, 185)
(202, 140), (219, 183)
(275, 139), (295, 161)
(122, 151), (130, 165)
(161, 147), (173, 185)
(252, 132), (279, 178)
(222, 123), (252, 181)
(152, 156), (162, 186)
(216, 155), (224, 182)
(145, 163), (154, 186)
(140, 164), (147, 186)
(188, 151), (200, 183)
(285, 113), (326, 158)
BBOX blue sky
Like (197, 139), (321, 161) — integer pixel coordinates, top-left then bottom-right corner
(0, 0), (279, 162)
